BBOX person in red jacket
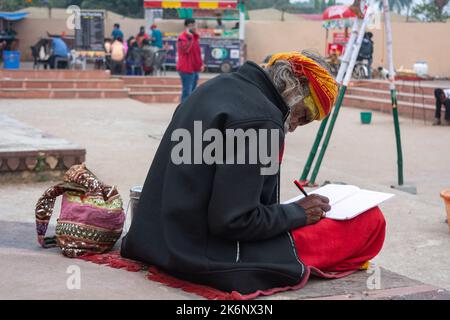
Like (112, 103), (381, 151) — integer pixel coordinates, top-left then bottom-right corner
(177, 18), (204, 103)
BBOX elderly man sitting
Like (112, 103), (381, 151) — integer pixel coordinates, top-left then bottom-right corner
(121, 51), (386, 294)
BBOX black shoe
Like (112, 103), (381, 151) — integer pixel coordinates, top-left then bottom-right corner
(432, 119), (441, 126)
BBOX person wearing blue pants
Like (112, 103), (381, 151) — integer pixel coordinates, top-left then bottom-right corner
(179, 71), (199, 103)
(176, 18), (204, 103)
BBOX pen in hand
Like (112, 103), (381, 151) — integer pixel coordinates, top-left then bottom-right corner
(293, 180), (330, 223)
(294, 180), (308, 198)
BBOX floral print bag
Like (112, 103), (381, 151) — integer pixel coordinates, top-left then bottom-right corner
(35, 163), (125, 258)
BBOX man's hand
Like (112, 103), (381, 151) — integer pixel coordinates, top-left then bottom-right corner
(295, 194), (331, 225)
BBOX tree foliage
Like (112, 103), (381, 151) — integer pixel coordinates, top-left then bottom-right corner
(412, 0), (449, 21)
(0, 0), (144, 17)
(376, 0), (414, 13)
(2, 0), (448, 21)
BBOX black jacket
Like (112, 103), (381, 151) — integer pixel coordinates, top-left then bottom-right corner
(358, 38), (373, 60)
(120, 61), (308, 294)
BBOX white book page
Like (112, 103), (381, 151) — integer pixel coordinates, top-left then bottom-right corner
(325, 189), (394, 220)
(283, 184), (394, 220)
(283, 184), (359, 205)
(309, 184), (360, 206)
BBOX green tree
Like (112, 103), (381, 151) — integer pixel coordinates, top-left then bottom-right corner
(80, 0), (143, 18)
(327, 0), (336, 7)
(434, 0), (449, 16)
(243, 0), (277, 10)
(376, 0), (414, 13)
(0, 0), (144, 17)
(412, 0), (449, 21)
(0, 0), (32, 11)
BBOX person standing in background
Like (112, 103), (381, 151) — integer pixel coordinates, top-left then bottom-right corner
(149, 24), (163, 49)
(110, 37), (126, 75)
(126, 39), (144, 76)
(176, 18), (204, 103)
(142, 39), (157, 75)
(433, 88), (450, 126)
(215, 18), (225, 30)
(136, 26), (149, 48)
(357, 32), (374, 79)
(112, 24), (124, 41)
(123, 36), (130, 56)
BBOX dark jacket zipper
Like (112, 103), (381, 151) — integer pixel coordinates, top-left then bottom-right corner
(235, 109), (292, 266)
(277, 153), (305, 279)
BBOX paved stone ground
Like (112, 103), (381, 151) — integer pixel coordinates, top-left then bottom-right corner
(1, 219), (449, 300)
(0, 98), (449, 299)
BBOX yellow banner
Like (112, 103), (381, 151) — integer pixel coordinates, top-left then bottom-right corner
(162, 1), (182, 8)
(199, 2), (219, 9)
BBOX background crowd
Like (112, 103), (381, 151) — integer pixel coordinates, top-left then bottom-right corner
(106, 23), (165, 76)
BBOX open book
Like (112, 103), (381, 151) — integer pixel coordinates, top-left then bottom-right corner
(283, 184), (394, 220)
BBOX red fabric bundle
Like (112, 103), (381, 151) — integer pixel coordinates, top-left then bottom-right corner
(291, 206), (386, 277)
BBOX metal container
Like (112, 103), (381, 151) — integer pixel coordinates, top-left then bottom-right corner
(129, 186), (142, 221)
(413, 61), (428, 77)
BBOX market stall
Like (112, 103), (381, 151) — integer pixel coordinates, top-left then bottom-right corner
(144, 0), (246, 73)
(73, 10), (106, 69)
(0, 11), (29, 66)
(322, 5), (357, 57)
(0, 11), (28, 49)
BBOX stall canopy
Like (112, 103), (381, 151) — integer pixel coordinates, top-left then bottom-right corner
(144, 0), (238, 9)
(0, 12), (29, 21)
(322, 5), (356, 20)
(322, 5), (356, 29)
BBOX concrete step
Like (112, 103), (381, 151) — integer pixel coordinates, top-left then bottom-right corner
(129, 87), (438, 120)
(129, 91), (180, 104)
(343, 94), (436, 121)
(0, 70), (111, 80)
(119, 76), (209, 86)
(351, 80), (436, 96)
(127, 84), (182, 93)
(347, 87), (435, 105)
(120, 76), (183, 86)
(0, 88), (130, 99)
(0, 79), (125, 90)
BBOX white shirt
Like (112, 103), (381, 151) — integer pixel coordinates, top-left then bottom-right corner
(444, 89), (450, 99)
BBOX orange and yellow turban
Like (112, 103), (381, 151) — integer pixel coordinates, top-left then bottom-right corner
(267, 52), (338, 121)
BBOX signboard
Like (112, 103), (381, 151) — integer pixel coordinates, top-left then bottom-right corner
(162, 37), (241, 71)
(327, 43), (344, 56)
(75, 10), (105, 51)
(332, 32), (349, 44)
(162, 8), (239, 19)
(144, 0), (238, 9)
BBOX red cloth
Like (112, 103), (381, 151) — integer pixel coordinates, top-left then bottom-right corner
(136, 33), (149, 48)
(176, 31), (203, 73)
(78, 208), (385, 299)
(291, 206), (386, 275)
(80, 252), (312, 300)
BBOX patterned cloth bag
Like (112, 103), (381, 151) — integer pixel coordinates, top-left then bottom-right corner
(35, 163), (125, 258)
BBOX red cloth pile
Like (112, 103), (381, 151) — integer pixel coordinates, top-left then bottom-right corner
(292, 206), (386, 278)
